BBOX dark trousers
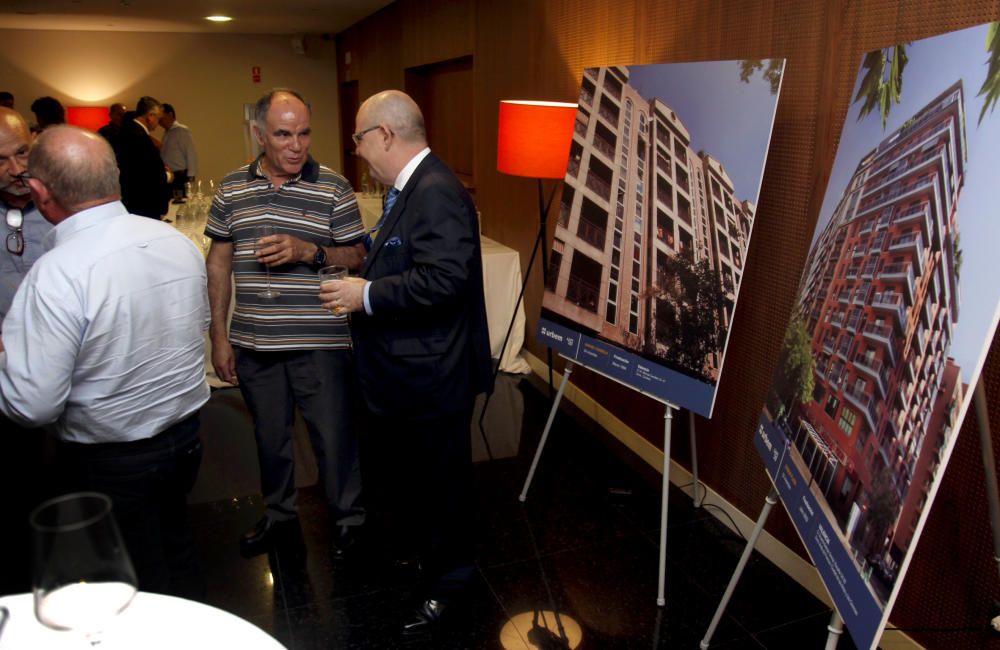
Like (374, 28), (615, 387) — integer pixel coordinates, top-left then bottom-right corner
(56, 412), (204, 600)
(0, 417), (55, 595)
(367, 403), (475, 602)
(171, 169), (189, 197)
(234, 347), (364, 527)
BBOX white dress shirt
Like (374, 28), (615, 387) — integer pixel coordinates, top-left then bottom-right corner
(0, 201), (210, 443)
(160, 122), (198, 177)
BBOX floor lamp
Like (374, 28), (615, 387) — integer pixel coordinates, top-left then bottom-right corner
(478, 100), (576, 457)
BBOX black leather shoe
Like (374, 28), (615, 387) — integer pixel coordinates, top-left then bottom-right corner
(240, 516), (298, 557)
(400, 598), (447, 636)
(331, 524), (361, 561)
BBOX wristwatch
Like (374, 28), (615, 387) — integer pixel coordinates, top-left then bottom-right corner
(312, 244), (327, 268)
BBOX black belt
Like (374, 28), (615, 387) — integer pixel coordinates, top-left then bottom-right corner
(59, 412), (200, 456)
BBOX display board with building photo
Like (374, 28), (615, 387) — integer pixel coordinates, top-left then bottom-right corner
(755, 21), (1000, 650)
(537, 61), (784, 416)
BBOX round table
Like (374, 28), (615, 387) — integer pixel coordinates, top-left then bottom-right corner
(0, 592), (285, 649)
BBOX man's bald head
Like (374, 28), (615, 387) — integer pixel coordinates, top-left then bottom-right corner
(0, 107), (32, 198)
(29, 125), (120, 216)
(359, 90), (426, 145)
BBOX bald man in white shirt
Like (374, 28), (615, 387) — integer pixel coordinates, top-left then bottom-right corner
(0, 125), (210, 598)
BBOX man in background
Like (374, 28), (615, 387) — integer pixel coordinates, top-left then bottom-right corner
(0, 92), (13, 109)
(0, 106), (53, 595)
(0, 108), (52, 326)
(320, 90), (493, 636)
(29, 96), (65, 132)
(205, 88), (367, 559)
(115, 96), (171, 218)
(0, 125), (210, 597)
(159, 103), (198, 198)
(98, 102), (128, 149)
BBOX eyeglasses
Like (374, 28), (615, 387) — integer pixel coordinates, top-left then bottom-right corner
(5, 208), (23, 256)
(351, 125), (381, 145)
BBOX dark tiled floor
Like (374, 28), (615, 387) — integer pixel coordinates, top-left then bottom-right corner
(182, 373), (857, 649)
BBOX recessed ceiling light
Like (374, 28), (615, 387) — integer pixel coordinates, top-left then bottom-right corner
(205, 15), (232, 22)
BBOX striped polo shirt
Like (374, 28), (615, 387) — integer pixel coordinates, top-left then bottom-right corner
(205, 156), (365, 351)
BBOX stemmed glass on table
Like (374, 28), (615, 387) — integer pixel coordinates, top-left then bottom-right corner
(31, 492), (137, 646)
(255, 224), (280, 300)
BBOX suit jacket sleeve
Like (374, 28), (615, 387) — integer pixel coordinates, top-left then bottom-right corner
(367, 178), (479, 314)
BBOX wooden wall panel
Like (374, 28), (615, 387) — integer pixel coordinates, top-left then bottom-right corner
(337, 1), (1000, 644)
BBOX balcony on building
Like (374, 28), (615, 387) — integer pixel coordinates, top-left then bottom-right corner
(838, 288), (851, 304)
(903, 351), (918, 385)
(566, 252), (602, 314)
(656, 175), (673, 210)
(843, 384), (879, 434)
(846, 263), (860, 280)
(580, 77), (596, 107)
(822, 334), (837, 354)
(871, 231), (887, 251)
(676, 195), (692, 226)
(862, 323), (897, 366)
(597, 95), (620, 126)
(836, 336), (851, 359)
(893, 201), (932, 239)
(872, 290), (908, 332)
(656, 211), (675, 248)
(858, 176), (935, 222)
(852, 352), (889, 399)
(830, 311), (845, 328)
(845, 310), (862, 333)
(656, 149), (671, 177)
(592, 122), (617, 162)
(577, 196), (608, 250)
(585, 157), (613, 202)
(880, 261), (916, 304)
(889, 232), (925, 275)
(675, 165), (690, 194)
(603, 74), (623, 102)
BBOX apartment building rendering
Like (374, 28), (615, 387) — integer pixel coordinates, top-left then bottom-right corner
(789, 81), (966, 583)
(544, 65), (758, 384)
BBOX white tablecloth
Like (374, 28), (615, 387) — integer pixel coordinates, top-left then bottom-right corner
(355, 193), (383, 230)
(0, 592), (285, 649)
(481, 236), (530, 374)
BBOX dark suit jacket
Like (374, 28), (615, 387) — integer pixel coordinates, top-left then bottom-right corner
(114, 118), (169, 219)
(352, 152), (493, 420)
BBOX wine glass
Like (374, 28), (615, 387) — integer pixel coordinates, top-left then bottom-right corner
(31, 492), (137, 646)
(255, 224), (280, 299)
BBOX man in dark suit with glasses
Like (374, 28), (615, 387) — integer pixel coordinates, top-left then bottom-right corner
(320, 90), (493, 636)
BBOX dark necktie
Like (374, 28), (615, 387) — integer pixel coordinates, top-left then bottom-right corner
(364, 187), (399, 252)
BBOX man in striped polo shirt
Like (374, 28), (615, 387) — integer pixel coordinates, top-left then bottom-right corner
(205, 88), (367, 558)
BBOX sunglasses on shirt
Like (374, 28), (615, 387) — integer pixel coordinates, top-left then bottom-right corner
(6, 208), (23, 256)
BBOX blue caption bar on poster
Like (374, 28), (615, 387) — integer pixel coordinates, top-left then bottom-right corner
(537, 318), (715, 416)
(755, 416), (881, 646)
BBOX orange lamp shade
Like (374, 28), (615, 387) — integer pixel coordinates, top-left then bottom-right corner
(66, 106), (109, 132)
(497, 100), (578, 179)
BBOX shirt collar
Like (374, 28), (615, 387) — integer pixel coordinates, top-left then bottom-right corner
(393, 147), (431, 192)
(47, 200), (128, 251)
(248, 154), (320, 184)
(133, 118), (150, 135)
